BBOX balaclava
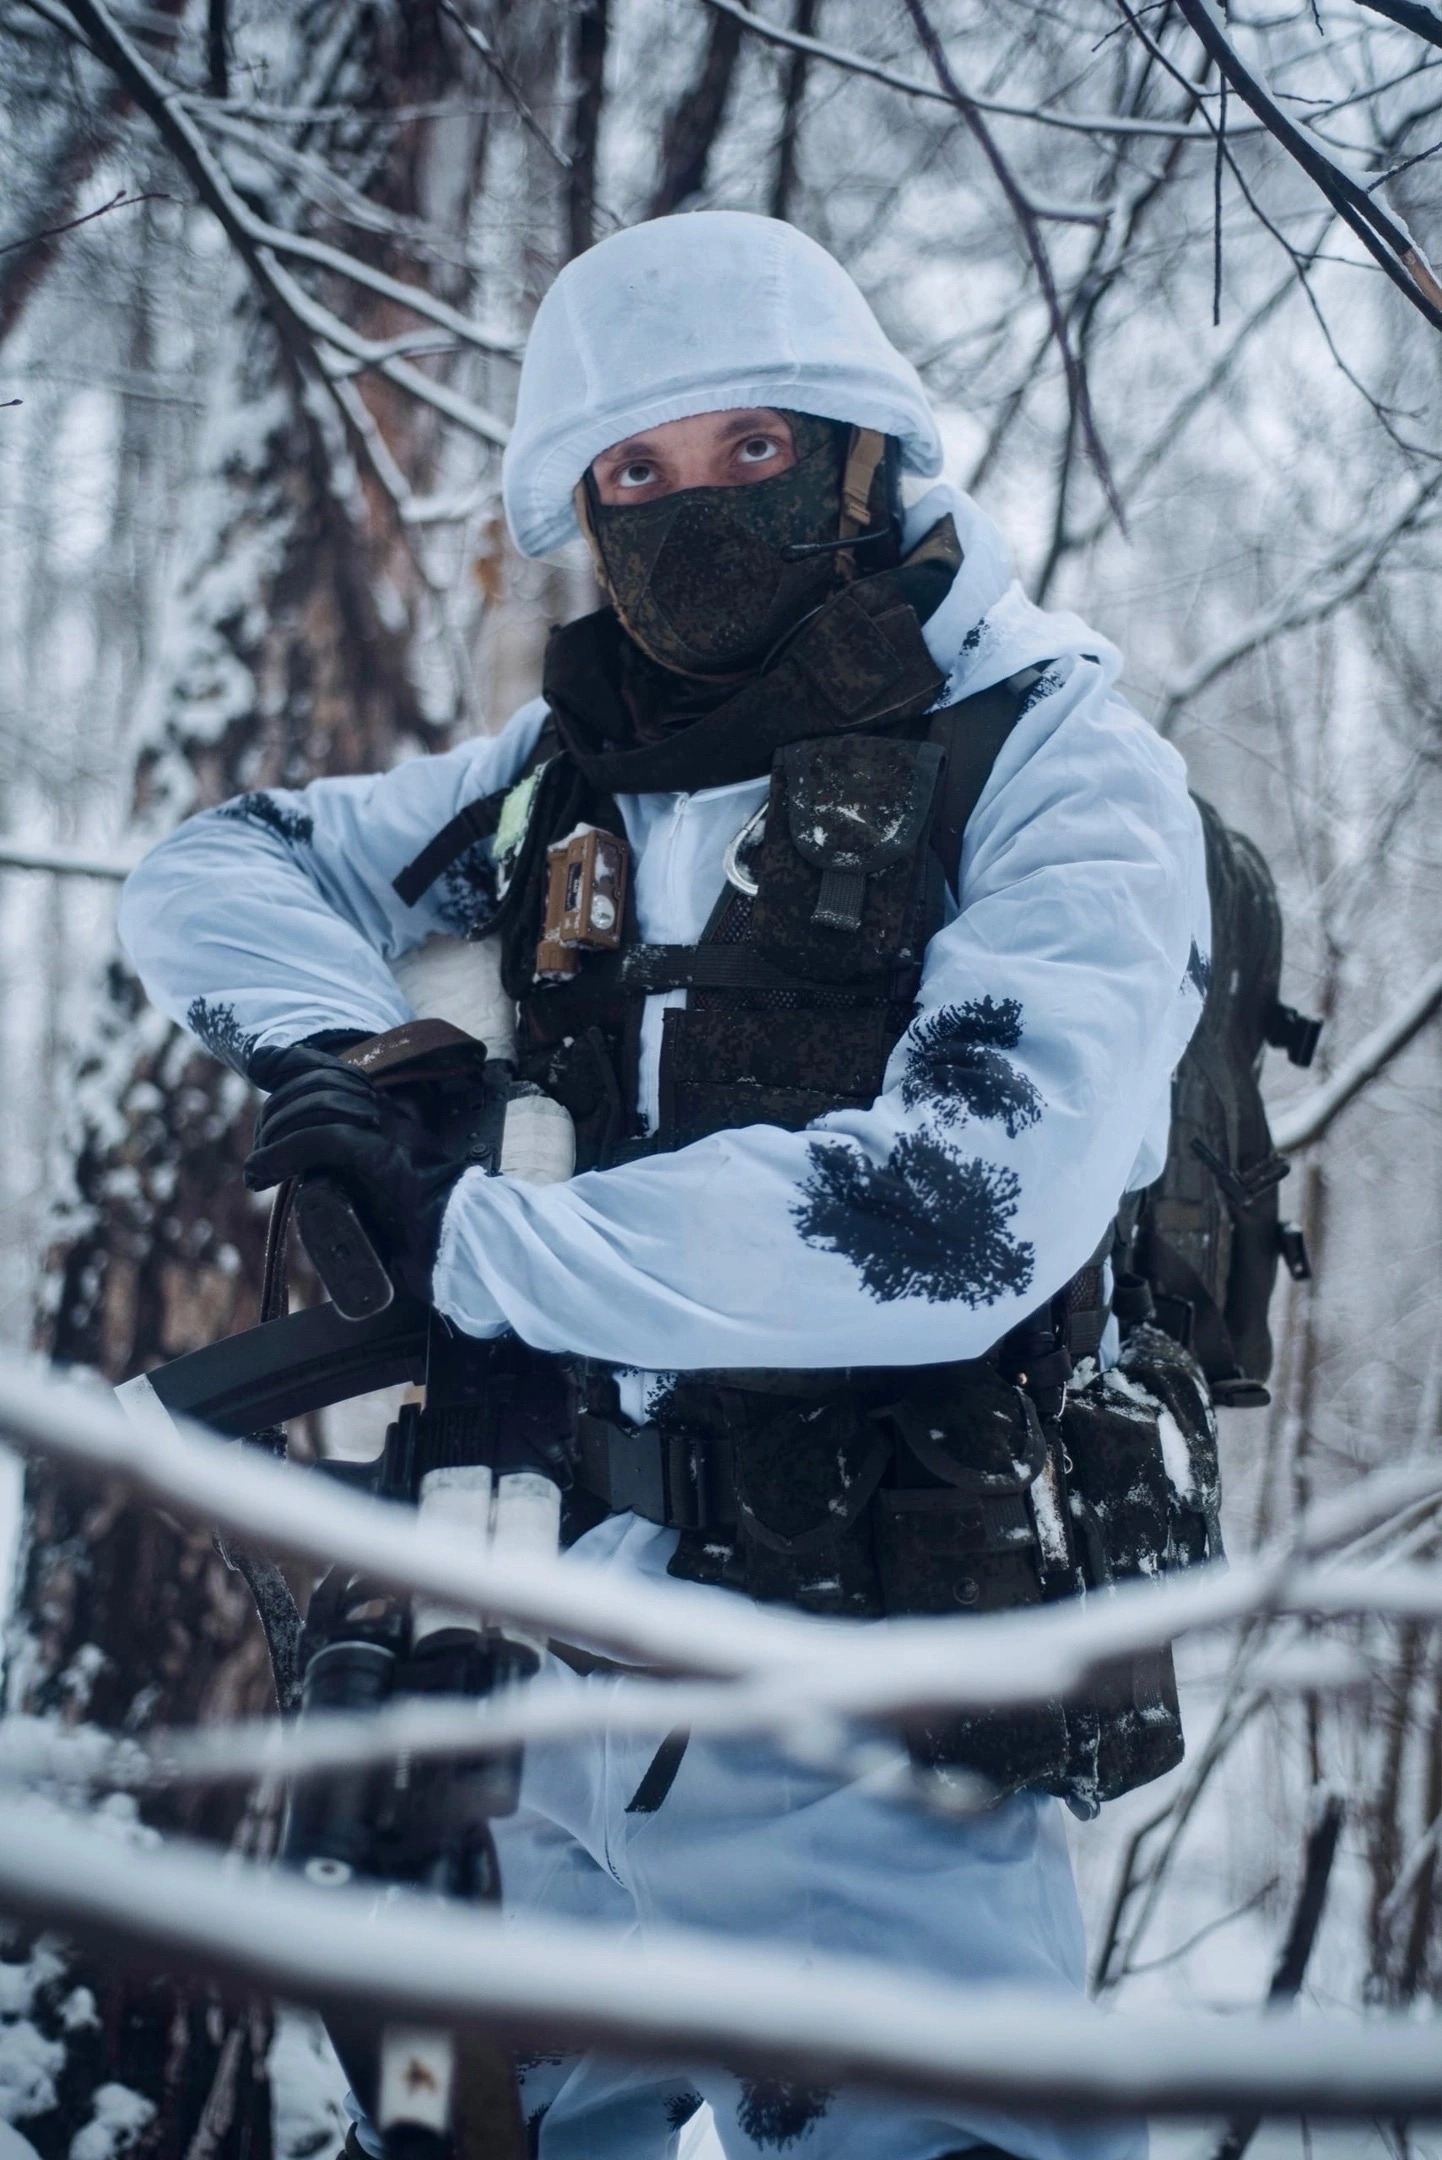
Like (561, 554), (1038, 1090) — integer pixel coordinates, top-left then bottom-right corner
(581, 412), (878, 677)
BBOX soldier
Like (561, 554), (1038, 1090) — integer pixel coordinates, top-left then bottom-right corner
(120, 212), (1209, 2160)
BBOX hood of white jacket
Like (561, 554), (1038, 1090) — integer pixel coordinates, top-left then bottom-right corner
(502, 212), (943, 558)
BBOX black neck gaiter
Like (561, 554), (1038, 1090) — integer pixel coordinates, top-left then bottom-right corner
(587, 412), (848, 678)
(543, 513), (964, 796)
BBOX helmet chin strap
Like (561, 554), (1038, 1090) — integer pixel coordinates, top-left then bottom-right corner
(841, 425), (887, 532)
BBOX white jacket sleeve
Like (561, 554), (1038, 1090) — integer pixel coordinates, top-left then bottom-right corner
(431, 660), (1210, 1369)
(117, 702), (549, 1068)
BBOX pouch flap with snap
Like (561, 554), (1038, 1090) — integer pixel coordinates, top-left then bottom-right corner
(783, 736), (943, 874)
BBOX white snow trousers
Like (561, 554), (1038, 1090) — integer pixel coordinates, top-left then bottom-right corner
(485, 1518), (1147, 2160)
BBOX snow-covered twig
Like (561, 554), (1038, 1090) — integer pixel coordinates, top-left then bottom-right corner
(704, 0), (1261, 140)
(1152, 472), (1442, 732)
(0, 1801), (1440, 2118)
(0, 839), (138, 880)
(1272, 958), (1442, 1151)
(6, 1358), (1442, 1732)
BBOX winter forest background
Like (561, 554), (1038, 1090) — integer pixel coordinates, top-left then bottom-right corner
(2, 1), (1442, 2157)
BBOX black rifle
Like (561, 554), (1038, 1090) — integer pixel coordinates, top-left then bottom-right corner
(143, 1039), (557, 2160)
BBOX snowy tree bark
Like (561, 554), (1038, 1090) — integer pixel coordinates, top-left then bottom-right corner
(5, 7), (502, 2152)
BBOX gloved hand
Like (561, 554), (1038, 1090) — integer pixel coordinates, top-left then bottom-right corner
(245, 1044), (467, 1301)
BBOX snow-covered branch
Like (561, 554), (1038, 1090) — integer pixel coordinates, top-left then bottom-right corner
(704, 0), (1259, 140)
(0, 1801), (1439, 2119)
(5, 1355), (1442, 1736)
(1273, 957), (1442, 1151)
(0, 1628), (1369, 1801)
(58, 0), (511, 457)
(0, 839), (138, 880)
(1152, 474), (1442, 732)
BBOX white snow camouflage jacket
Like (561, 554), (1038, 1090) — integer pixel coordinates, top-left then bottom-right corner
(118, 480), (1209, 1381)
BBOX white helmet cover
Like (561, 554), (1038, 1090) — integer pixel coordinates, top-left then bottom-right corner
(502, 212), (944, 559)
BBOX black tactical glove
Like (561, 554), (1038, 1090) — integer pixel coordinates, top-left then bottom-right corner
(245, 1044), (466, 1300)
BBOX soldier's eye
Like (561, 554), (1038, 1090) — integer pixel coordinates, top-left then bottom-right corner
(737, 437), (777, 465)
(617, 460), (656, 488)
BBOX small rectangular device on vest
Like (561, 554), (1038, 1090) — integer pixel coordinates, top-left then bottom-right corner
(535, 823), (629, 979)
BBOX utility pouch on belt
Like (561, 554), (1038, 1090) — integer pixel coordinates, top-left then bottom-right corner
(1050, 1325), (1223, 1803)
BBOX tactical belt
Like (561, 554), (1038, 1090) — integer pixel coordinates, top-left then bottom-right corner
(574, 1403), (1052, 1559)
(574, 1410), (737, 1531)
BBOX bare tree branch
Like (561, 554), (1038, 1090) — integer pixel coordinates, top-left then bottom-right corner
(768, 0), (817, 222)
(439, 0), (573, 172)
(205, 0), (226, 99)
(1358, 0), (1442, 54)
(1, 0), (187, 346)
(1211, 1791), (1346, 2160)
(1170, 0), (1442, 331)
(1272, 956), (1442, 1151)
(566, 0), (608, 257)
(1152, 472), (1442, 732)
(904, 0), (1124, 522)
(703, 0), (1263, 140)
(0, 185), (170, 260)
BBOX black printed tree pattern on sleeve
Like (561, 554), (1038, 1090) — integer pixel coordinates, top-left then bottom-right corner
(185, 997), (258, 1074)
(736, 2077), (834, 2151)
(795, 995), (1044, 1304)
(794, 1132), (1034, 1305)
(214, 791), (315, 846)
(900, 996), (1041, 1137)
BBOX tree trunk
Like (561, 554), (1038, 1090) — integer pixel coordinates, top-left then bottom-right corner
(7, 8), (502, 2152)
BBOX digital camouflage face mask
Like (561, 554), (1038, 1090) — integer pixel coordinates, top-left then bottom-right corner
(585, 411), (848, 676)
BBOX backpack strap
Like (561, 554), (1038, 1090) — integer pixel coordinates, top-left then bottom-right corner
(927, 665), (1046, 876)
(391, 718), (561, 909)
(392, 796), (504, 909)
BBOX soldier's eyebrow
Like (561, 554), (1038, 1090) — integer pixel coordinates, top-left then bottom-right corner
(714, 410), (787, 439)
(596, 411), (788, 468)
(599, 432), (664, 464)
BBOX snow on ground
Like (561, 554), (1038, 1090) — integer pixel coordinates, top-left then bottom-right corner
(269, 2009), (350, 2160)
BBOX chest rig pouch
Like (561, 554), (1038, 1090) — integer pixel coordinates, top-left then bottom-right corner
(655, 734), (943, 1152)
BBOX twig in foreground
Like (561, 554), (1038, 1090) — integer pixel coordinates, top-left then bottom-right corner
(0, 1799), (1438, 2119)
(0, 188), (173, 260)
